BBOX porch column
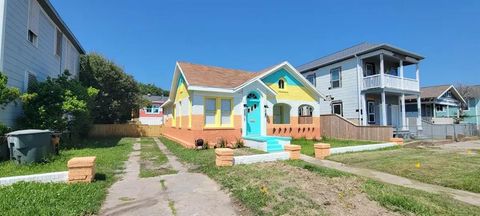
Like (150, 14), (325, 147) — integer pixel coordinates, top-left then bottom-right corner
(447, 105), (450, 117)
(433, 102), (436, 118)
(415, 63), (420, 81)
(399, 60), (404, 90)
(380, 54), (385, 88)
(417, 95), (423, 130)
(381, 91), (387, 126)
(361, 93), (367, 125)
(401, 94), (407, 130)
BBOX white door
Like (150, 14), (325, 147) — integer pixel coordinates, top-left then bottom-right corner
(390, 105), (400, 129)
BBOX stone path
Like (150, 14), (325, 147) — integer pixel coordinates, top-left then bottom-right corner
(301, 154), (480, 207)
(100, 138), (238, 216)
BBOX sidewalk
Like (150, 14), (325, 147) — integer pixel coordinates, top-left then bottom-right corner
(100, 138), (238, 216)
(301, 154), (480, 207)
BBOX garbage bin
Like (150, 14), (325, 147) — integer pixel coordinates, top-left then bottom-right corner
(0, 136), (8, 161)
(6, 130), (54, 164)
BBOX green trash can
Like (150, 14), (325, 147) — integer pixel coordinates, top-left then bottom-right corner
(6, 130), (54, 164)
(0, 136), (8, 161)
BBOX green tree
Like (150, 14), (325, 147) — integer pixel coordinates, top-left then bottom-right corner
(138, 82), (169, 96)
(0, 72), (20, 109)
(80, 53), (141, 123)
(18, 71), (98, 136)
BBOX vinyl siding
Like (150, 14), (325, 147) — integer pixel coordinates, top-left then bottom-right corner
(0, 0), (82, 126)
(305, 58), (360, 121)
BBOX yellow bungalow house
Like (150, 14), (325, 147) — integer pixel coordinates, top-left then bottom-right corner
(161, 61), (324, 152)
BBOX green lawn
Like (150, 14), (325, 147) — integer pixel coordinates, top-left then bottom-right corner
(292, 137), (380, 156)
(328, 147), (480, 193)
(139, 137), (177, 178)
(0, 138), (134, 216)
(161, 136), (480, 216)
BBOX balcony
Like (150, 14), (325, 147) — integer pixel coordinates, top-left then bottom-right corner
(363, 74), (419, 92)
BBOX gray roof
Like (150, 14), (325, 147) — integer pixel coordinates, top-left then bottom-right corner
(297, 42), (424, 73)
(38, 0), (85, 54)
(143, 95), (168, 102)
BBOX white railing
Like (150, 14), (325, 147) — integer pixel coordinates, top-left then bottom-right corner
(362, 74), (419, 92)
(362, 74), (381, 89)
(404, 78), (420, 92)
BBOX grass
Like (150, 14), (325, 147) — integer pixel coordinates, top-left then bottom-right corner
(0, 138), (134, 216)
(160, 136), (480, 216)
(292, 137), (380, 156)
(328, 147), (480, 193)
(139, 137), (177, 178)
(289, 160), (480, 216)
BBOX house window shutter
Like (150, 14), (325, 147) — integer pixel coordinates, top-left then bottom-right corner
(56, 29), (63, 56)
(28, 0), (40, 35)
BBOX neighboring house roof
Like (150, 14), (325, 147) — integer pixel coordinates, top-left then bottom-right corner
(143, 95), (168, 103)
(407, 85), (466, 104)
(297, 42), (424, 72)
(177, 62), (259, 89)
(38, 0), (85, 54)
(458, 85), (480, 99)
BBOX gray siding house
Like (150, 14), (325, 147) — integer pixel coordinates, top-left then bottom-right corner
(0, 0), (84, 126)
(298, 43), (424, 132)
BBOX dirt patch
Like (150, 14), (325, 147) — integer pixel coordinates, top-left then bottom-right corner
(253, 163), (398, 216)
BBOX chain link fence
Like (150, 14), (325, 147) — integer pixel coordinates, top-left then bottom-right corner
(407, 117), (479, 140)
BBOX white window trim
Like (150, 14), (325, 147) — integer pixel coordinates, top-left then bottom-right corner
(332, 101), (343, 116)
(145, 104), (161, 114)
(330, 67), (342, 89)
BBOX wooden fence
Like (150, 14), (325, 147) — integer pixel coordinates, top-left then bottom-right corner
(89, 124), (163, 137)
(320, 114), (393, 141)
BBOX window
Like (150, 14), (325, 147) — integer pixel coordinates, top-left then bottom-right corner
(365, 63), (375, 76)
(388, 67), (398, 76)
(28, 30), (38, 45)
(145, 104), (160, 114)
(444, 91), (453, 98)
(204, 97), (233, 127)
(273, 104), (291, 124)
(298, 105), (313, 124)
(55, 29), (63, 56)
(278, 79), (285, 89)
(205, 98), (216, 125)
(330, 67), (341, 88)
(436, 105), (445, 112)
(367, 101), (375, 124)
(332, 101), (343, 116)
(24, 72), (37, 92)
(221, 99), (231, 125)
(28, 0), (40, 46)
(306, 74), (316, 86)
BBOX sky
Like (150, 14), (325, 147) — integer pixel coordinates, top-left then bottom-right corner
(50, 0), (480, 90)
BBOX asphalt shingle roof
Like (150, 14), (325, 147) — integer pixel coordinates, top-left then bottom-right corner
(297, 42), (424, 72)
(178, 62), (267, 89)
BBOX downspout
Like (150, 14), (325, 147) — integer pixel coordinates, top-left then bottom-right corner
(355, 54), (362, 123)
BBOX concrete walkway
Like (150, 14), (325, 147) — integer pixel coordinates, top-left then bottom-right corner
(100, 138), (238, 216)
(301, 154), (480, 207)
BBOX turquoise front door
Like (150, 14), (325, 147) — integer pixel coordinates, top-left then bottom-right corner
(246, 92), (261, 136)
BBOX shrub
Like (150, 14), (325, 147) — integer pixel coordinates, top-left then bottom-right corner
(80, 54), (142, 124)
(0, 72), (20, 109)
(18, 71), (98, 137)
(235, 138), (244, 148)
(216, 138), (228, 148)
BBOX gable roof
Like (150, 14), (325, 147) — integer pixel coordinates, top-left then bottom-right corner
(410, 85), (466, 103)
(38, 0), (85, 54)
(162, 61), (324, 107)
(297, 42), (424, 72)
(177, 62), (259, 89)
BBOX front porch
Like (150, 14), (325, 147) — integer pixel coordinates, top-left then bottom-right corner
(361, 90), (422, 131)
